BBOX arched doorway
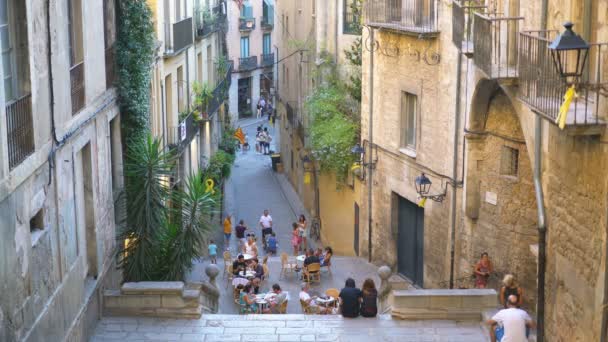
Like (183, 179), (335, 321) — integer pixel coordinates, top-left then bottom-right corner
(461, 81), (538, 310)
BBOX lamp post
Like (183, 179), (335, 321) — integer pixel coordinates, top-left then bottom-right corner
(548, 22), (590, 84)
(414, 173), (447, 204)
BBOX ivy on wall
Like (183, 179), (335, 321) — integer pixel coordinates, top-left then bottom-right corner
(116, 0), (156, 144)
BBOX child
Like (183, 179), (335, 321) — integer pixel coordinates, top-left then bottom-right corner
(208, 240), (218, 264)
(267, 233), (278, 255)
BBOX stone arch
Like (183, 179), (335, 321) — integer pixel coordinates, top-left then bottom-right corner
(460, 82), (538, 308)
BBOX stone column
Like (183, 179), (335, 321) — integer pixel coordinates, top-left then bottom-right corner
(378, 265), (392, 313)
(201, 264), (220, 313)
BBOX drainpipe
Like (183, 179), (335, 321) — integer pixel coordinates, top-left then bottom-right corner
(449, 51), (463, 289)
(536, 2), (548, 340)
(334, 0), (339, 63)
(367, 28), (374, 263)
(582, 0), (592, 82)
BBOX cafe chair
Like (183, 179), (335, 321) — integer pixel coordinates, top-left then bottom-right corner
(263, 263), (270, 280)
(280, 253), (297, 279)
(303, 263), (321, 283)
(300, 299), (316, 314)
(225, 265), (234, 288)
(325, 288), (340, 308)
(279, 300), (288, 314)
(223, 251), (232, 277)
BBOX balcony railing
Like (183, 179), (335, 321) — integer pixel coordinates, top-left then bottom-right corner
(202, 63), (233, 121)
(165, 17), (193, 55)
(473, 13), (523, 79)
(261, 15), (273, 30)
(343, 12), (362, 35)
(105, 46), (116, 89)
(196, 3), (227, 39)
(238, 56), (258, 71)
(518, 31), (607, 130)
(261, 53), (274, 67)
(451, 0), (486, 54)
(6, 93), (34, 169)
(168, 111), (199, 151)
(70, 62), (85, 115)
(365, 0), (439, 36)
(239, 17), (256, 31)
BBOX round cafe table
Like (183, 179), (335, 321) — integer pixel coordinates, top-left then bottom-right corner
(243, 253), (254, 261)
(315, 296), (336, 307)
(255, 294), (269, 313)
(239, 270), (256, 279)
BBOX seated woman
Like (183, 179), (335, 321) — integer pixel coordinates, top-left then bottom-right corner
(321, 247), (333, 267)
(239, 284), (258, 313)
(360, 278), (378, 318)
(244, 236), (258, 258)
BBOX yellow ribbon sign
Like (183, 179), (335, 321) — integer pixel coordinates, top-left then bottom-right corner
(556, 85), (577, 130)
(205, 179), (215, 194)
(351, 162), (361, 172)
(417, 197), (427, 208)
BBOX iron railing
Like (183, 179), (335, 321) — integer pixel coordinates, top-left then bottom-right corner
(70, 62), (85, 115)
(105, 46), (116, 89)
(6, 93), (34, 169)
(168, 111), (199, 151)
(451, 0), (485, 53)
(261, 53), (274, 67)
(203, 63), (233, 120)
(196, 3), (226, 39)
(365, 0), (439, 35)
(239, 17), (256, 31)
(343, 11), (362, 35)
(165, 17), (193, 54)
(473, 12), (523, 79)
(238, 56), (258, 71)
(519, 30), (607, 127)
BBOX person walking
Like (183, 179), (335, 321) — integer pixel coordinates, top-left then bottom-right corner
(235, 220), (248, 251)
(291, 223), (301, 256)
(207, 239), (218, 264)
(487, 295), (535, 342)
(223, 214), (232, 249)
(499, 274), (524, 308)
(259, 209), (273, 248)
(298, 215), (307, 252)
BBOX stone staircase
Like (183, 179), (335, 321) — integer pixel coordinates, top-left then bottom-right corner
(90, 314), (488, 342)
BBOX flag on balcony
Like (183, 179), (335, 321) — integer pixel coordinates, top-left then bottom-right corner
(556, 85), (577, 130)
(234, 127), (246, 144)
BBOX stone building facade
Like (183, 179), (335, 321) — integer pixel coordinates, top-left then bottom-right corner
(0, 0), (122, 341)
(147, 0), (230, 182)
(361, 0), (608, 340)
(275, 0), (364, 256)
(226, 0), (276, 121)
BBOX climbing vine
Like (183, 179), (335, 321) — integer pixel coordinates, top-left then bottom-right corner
(116, 0), (156, 144)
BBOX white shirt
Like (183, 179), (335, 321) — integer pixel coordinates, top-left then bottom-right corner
(492, 308), (532, 342)
(260, 215), (273, 228)
(299, 291), (311, 302)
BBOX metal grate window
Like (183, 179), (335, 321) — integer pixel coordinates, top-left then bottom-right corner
(500, 146), (519, 177)
(400, 92), (417, 150)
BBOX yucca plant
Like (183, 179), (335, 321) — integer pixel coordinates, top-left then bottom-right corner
(161, 172), (217, 281)
(117, 135), (175, 282)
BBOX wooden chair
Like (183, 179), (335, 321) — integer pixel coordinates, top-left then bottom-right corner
(278, 300), (288, 314)
(303, 263), (321, 283)
(300, 299), (316, 314)
(225, 265), (234, 288)
(280, 252), (297, 279)
(325, 288), (340, 308)
(321, 256), (332, 275)
(262, 264), (270, 280)
(223, 251), (232, 277)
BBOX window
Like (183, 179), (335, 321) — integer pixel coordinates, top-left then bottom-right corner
(240, 36), (249, 58)
(68, 0), (85, 114)
(103, 0), (116, 88)
(343, 0), (361, 35)
(177, 66), (184, 113)
(240, 1), (252, 17)
(263, 33), (271, 54)
(30, 209), (45, 244)
(1, 0), (30, 102)
(400, 92), (417, 150)
(500, 146), (519, 177)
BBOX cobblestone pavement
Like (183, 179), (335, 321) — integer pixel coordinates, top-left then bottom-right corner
(91, 314), (488, 342)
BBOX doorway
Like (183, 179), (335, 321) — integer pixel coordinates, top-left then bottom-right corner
(354, 202), (360, 256)
(397, 195), (424, 286)
(238, 77), (251, 117)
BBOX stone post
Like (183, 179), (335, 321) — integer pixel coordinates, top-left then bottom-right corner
(378, 265), (392, 313)
(201, 264), (220, 313)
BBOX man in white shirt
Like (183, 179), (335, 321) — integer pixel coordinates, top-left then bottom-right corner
(259, 210), (273, 247)
(299, 283), (326, 314)
(487, 295), (535, 342)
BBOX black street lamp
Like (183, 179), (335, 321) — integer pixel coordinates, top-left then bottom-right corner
(414, 172), (446, 203)
(548, 22), (590, 83)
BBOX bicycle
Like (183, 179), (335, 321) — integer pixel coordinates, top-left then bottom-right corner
(310, 217), (321, 241)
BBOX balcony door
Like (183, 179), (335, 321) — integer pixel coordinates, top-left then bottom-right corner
(263, 33), (271, 55)
(240, 36), (249, 58)
(397, 195), (424, 287)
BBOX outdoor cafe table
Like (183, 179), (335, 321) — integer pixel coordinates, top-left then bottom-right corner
(255, 293), (269, 313)
(239, 270), (256, 279)
(315, 296), (336, 308)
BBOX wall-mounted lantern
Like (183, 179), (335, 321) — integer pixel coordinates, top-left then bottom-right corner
(548, 22), (590, 83)
(414, 173), (447, 205)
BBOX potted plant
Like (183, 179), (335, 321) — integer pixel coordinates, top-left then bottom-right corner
(193, 81), (214, 122)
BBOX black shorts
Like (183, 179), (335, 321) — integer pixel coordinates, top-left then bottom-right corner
(262, 227), (273, 237)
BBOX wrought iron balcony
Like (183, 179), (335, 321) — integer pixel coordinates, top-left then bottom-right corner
(196, 3), (226, 39)
(473, 12), (523, 80)
(239, 17), (256, 31)
(6, 93), (34, 169)
(261, 15), (274, 30)
(261, 53), (274, 67)
(105, 46), (116, 89)
(343, 11), (362, 35)
(451, 0), (485, 54)
(518, 30), (607, 132)
(201, 62), (233, 121)
(168, 111), (199, 151)
(165, 17), (193, 56)
(70, 62), (85, 115)
(365, 0), (439, 36)
(238, 56), (258, 71)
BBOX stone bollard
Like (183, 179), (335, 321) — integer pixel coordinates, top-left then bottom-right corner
(378, 265), (392, 313)
(201, 264), (221, 313)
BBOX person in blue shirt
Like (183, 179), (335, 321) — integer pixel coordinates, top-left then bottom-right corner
(208, 240), (218, 264)
(267, 232), (278, 255)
